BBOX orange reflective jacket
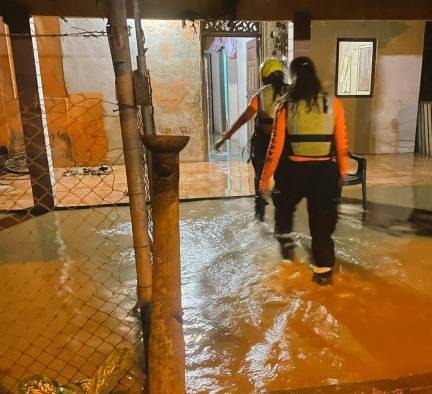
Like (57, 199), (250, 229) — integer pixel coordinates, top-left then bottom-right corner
(260, 97), (349, 190)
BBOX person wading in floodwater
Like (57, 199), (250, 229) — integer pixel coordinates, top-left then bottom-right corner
(260, 57), (349, 286)
(215, 57), (288, 222)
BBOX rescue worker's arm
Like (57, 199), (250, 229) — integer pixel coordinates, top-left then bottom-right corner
(215, 95), (259, 151)
(333, 98), (349, 178)
(259, 106), (286, 191)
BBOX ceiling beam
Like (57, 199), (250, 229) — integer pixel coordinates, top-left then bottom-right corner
(1, 0), (432, 20)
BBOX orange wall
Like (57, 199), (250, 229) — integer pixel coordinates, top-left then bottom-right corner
(34, 16), (108, 167)
(0, 16), (108, 167)
(0, 18), (23, 154)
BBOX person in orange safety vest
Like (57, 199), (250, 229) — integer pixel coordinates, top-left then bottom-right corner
(215, 57), (288, 221)
(260, 56), (349, 286)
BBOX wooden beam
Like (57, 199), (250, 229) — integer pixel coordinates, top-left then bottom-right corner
(4, 7), (55, 213)
(2, 0), (432, 20)
(293, 11), (311, 57)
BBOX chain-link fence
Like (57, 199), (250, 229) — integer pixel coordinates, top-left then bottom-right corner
(0, 19), (151, 393)
(136, 105), (153, 235)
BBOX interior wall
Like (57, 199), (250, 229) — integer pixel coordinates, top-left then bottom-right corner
(2, 18), (425, 163)
(59, 17), (205, 164)
(262, 21), (292, 82)
(262, 21), (276, 59)
(36, 16), (108, 167)
(310, 20), (425, 154)
(142, 20), (205, 162)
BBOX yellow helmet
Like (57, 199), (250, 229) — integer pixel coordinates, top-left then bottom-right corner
(260, 57), (284, 79)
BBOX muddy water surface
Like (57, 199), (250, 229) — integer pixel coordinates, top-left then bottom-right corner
(1, 185), (432, 393)
(181, 196), (432, 393)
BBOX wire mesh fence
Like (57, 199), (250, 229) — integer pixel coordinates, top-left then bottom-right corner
(0, 206), (147, 392)
(0, 114), (150, 393)
(136, 105), (153, 235)
(0, 22), (152, 394)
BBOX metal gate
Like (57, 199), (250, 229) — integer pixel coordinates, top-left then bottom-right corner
(417, 101), (432, 156)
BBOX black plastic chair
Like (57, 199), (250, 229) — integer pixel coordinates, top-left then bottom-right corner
(343, 152), (367, 210)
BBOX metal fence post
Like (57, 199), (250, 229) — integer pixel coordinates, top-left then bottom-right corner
(106, 0), (153, 377)
(142, 135), (189, 394)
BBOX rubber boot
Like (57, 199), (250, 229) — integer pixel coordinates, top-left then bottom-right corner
(276, 235), (294, 262)
(312, 270), (333, 286)
(255, 195), (268, 222)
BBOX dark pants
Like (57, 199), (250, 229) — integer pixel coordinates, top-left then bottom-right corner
(272, 159), (341, 268)
(251, 131), (272, 221)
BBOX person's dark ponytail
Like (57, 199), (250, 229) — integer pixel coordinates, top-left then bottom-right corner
(289, 57), (321, 111)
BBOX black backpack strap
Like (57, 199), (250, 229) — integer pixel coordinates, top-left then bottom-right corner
(286, 134), (335, 142)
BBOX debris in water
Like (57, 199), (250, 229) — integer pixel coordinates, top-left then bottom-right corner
(0, 183), (15, 192)
(64, 165), (112, 177)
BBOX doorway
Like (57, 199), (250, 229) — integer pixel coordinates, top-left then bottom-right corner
(202, 31), (261, 162)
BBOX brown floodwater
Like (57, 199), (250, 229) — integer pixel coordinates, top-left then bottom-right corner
(180, 192), (432, 393)
(0, 185), (432, 393)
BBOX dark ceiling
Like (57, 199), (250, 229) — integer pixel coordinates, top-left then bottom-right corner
(1, 0), (432, 20)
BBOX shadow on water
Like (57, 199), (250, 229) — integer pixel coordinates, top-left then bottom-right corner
(342, 197), (432, 237)
(270, 371), (432, 393)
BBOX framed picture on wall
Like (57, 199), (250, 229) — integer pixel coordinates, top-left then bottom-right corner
(335, 38), (377, 97)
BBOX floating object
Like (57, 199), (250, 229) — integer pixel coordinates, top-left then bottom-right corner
(0, 183), (15, 192)
(18, 348), (132, 394)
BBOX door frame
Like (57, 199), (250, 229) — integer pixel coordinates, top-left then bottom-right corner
(246, 39), (259, 147)
(200, 21), (262, 161)
(203, 51), (214, 137)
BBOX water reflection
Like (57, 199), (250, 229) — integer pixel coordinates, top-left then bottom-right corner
(0, 207), (144, 393)
(1, 184), (432, 393)
(181, 196), (432, 393)
(342, 197), (432, 237)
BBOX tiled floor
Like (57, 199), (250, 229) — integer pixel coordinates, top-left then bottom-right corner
(358, 153), (432, 186)
(0, 154), (431, 211)
(179, 160), (254, 200)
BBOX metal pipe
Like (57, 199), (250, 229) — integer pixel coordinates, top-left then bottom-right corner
(106, 0), (153, 378)
(142, 134), (189, 394)
(132, 0), (156, 136)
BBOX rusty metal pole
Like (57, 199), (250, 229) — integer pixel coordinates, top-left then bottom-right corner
(132, 0), (155, 200)
(106, 0), (152, 374)
(142, 135), (189, 394)
(132, 0), (156, 136)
